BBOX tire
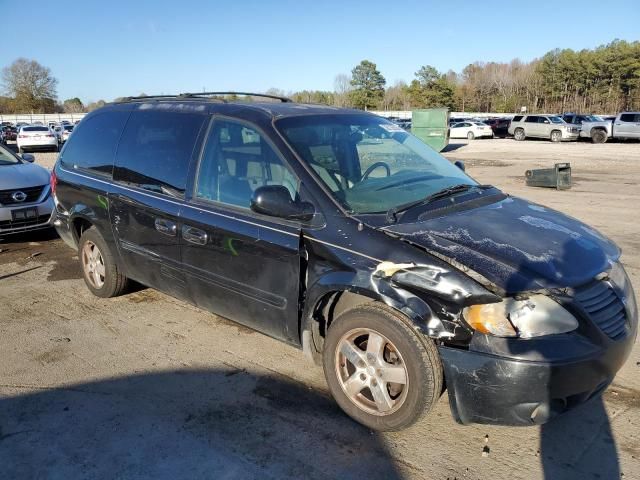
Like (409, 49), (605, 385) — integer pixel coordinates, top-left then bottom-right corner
(467, 131), (475, 140)
(514, 128), (525, 141)
(78, 227), (129, 298)
(550, 130), (562, 142)
(591, 129), (607, 144)
(323, 303), (443, 431)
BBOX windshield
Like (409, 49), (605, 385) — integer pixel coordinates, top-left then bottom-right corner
(0, 144), (20, 165)
(549, 116), (564, 124)
(276, 114), (476, 214)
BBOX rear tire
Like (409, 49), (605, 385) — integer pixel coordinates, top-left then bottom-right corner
(323, 303), (442, 431)
(514, 128), (525, 141)
(591, 129), (607, 144)
(467, 131), (475, 140)
(79, 227), (129, 298)
(550, 130), (562, 142)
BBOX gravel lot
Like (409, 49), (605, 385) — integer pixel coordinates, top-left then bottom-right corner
(1, 138), (639, 479)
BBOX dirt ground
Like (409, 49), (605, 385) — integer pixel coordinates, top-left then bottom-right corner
(0, 138), (639, 479)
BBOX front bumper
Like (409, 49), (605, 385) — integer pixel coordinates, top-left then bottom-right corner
(439, 313), (636, 425)
(0, 196), (55, 235)
(561, 131), (580, 140)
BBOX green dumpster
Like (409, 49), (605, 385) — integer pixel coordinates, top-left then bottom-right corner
(411, 108), (450, 152)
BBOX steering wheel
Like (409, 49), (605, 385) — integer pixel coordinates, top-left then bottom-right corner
(361, 161), (391, 181)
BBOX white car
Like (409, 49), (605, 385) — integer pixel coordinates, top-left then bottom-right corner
(60, 124), (74, 143)
(450, 121), (493, 140)
(0, 143), (54, 236)
(17, 125), (59, 153)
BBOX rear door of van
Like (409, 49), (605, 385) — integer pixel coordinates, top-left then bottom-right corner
(110, 106), (207, 299)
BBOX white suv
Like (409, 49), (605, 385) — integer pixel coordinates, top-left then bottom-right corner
(508, 115), (580, 142)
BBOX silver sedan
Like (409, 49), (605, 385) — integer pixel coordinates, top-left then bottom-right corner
(0, 144), (54, 236)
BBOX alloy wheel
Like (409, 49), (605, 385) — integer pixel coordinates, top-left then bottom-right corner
(335, 328), (409, 416)
(81, 241), (106, 289)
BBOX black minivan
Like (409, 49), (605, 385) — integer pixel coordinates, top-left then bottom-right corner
(52, 93), (637, 431)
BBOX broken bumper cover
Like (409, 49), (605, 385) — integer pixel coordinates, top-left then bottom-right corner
(52, 209), (77, 249)
(439, 326), (636, 425)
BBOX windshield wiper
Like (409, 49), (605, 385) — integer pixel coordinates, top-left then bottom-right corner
(385, 184), (493, 223)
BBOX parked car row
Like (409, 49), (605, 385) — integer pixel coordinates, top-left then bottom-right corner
(445, 111), (640, 143)
(0, 121), (75, 152)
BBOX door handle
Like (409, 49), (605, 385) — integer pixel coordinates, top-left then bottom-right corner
(155, 218), (177, 237)
(182, 225), (208, 245)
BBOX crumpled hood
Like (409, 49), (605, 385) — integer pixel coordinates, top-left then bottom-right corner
(383, 196), (620, 293)
(0, 163), (50, 190)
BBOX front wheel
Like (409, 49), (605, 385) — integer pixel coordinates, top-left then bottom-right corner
(550, 130), (562, 142)
(467, 131), (475, 140)
(323, 303), (443, 431)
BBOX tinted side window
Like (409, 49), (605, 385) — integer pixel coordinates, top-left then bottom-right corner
(512, 115), (523, 122)
(61, 110), (129, 176)
(113, 111), (205, 195)
(196, 120), (299, 209)
(524, 116), (538, 123)
(619, 113), (640, 122)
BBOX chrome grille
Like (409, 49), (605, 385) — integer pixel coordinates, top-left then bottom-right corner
(0, 185), (45, 205)
(574, 280), (628, 340)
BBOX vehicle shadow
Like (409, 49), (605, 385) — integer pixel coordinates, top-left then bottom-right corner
(540, 397), (619, 479)
(0, 369), (403, 480)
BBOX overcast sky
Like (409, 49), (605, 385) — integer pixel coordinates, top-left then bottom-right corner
(1, 0), (638, 103)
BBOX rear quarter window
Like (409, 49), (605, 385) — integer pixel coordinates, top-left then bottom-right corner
(512, 116), (523, 122)
(113, 110), (206, 195)
(60, 110), (129, 176)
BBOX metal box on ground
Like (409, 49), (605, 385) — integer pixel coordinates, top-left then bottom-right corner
(525, 163), (572, 190)
(411, 108), (449, 152)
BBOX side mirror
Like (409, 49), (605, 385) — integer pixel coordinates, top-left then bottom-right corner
(543, 120), (550, 124)
(250, 185), (315, 221)
(454, 160), (465, 171)
(21, 153), (35, 163)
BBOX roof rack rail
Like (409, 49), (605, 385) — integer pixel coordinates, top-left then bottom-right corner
(179, 91), (292, 103)
(114, 95), (184, 103)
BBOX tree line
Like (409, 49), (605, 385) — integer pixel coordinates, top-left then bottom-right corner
(288, 39), (640, 114)
(1, 40), (638, 115)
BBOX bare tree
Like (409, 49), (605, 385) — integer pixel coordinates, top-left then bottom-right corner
(333, 73), (352, 107)
(1, 58), (58, 113)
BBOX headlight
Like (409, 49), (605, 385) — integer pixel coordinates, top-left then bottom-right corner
(464, 295), (578, 338)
